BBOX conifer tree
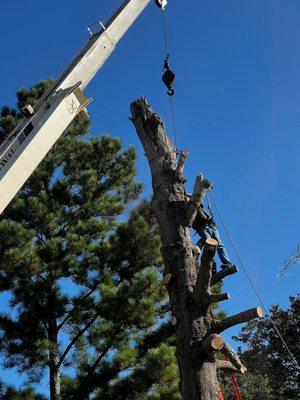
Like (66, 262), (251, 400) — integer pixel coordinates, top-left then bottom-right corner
(0, 82), (167, 400)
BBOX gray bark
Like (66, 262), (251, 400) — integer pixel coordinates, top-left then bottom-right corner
(130, 98), (261, 400)
(48, 320), (61, 400)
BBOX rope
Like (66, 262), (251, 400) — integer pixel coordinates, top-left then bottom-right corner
(169, 96), (178, 150)
(208, 190), (300, 372)
(161, 8), (178, 151)
(162, 9), (169, 57)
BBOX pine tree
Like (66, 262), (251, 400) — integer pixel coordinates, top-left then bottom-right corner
(232, 296), (300, 400)
(60, 202), (179, 400)
(0, 81), (149, 400)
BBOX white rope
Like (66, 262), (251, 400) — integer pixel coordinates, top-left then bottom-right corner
(209, 190), (300, 372)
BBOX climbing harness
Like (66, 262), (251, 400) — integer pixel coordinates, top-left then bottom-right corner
(162, 55), (176, 96)
(208, 190), (300, 373)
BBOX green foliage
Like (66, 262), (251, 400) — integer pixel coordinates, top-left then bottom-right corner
(0, 382), (46, 400)
(0, 81), (179, 400)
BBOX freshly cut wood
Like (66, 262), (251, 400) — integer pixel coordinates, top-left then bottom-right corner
(201, 334), (225, 353)
(216, 360), (245, 374)
(206, 238), (219, 247)
(194, 239), (218, 301)
(212, 307), (263, 334)
(222, 342), (247, 373)
(163, 273), (172, 286)
(208, 293), (230, 305)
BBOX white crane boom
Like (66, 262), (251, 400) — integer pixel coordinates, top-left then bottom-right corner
(0, 0), (154, 214)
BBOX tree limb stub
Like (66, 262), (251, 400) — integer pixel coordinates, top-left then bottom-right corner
(212, 307), (263, 334)
(186, 174), (212, 227)
(222, 342), (247, 374)
(194, 238), (218, 300)
(207, 292), (230, 305)
(211, 265), (238, 286)
(176, 150), (189, 181)
(200, 334), (225, 354)
(216, 360), (245, 374)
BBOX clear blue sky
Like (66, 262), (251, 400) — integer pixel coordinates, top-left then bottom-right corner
(0, 0), (300, 393)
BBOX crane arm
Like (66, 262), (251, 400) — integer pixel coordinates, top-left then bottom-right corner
(0, 0), (153, 214)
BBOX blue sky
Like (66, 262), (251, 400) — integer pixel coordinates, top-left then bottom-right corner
(0, 0), (300, 393)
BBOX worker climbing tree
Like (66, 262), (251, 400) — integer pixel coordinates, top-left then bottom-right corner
(130, 97), (263, 400)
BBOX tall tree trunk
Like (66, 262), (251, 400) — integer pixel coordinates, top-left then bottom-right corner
(130, 98), (262, 400)
(48, 319), (61, 400)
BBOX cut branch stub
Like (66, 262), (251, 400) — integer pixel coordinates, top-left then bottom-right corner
(216, 360), (245, 374)
(212, 307), (263, 334)
(186, 174), (212, 227)
(163, 273), (173, 286)
(193, 238), (218, 301)
(207, 292), (230, 305)
(211, 265), (238, 286)
(222, 343), (247, 374)
(201, 334), (225, 354)
(176, 150), (189, 181)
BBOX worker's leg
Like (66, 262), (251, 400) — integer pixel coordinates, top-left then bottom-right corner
(210, 225), (232, 265)
(195, 226), (217, 273)
(195, 225), (210, 249)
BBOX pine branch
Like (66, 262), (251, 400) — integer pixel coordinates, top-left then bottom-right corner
(57, 313), (99, 368)
(57, 284), (98, 331)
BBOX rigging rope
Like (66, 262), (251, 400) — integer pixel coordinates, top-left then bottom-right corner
(161, 8), (178, 150)
(208, 190), (300, 372)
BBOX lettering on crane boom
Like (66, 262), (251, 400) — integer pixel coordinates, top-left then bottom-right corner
(0, 148), (16, 170)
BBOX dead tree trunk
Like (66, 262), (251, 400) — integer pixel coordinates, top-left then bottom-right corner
(130, 97), (262, 400)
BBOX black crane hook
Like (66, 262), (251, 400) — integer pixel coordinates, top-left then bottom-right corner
(162, 55), (176, 96)
(155, 0), (168, 9)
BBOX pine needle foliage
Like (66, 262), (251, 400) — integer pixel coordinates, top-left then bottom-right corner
(0, 82), (177, 399)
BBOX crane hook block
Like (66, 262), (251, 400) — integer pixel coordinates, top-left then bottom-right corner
(155, 0), (168, 9)
(162, 56), (176, 96)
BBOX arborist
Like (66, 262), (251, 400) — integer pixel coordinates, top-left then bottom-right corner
(193, 202), (233, 269)
(185, 192), (234, 271)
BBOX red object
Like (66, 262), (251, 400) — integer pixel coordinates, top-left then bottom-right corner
(210, 311), (243, 400)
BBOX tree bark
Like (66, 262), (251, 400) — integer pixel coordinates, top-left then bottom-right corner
(48, 319), (61, 400)
(130, 98), (220, 400)
(130, 98), (261, 400)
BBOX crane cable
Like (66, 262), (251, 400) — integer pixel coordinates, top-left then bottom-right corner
(208, 190), (300, 373)
(161, 8), (178, 151)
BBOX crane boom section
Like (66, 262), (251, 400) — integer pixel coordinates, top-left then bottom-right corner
(0, 0), (151, 214)
(36, 0), (151, 107)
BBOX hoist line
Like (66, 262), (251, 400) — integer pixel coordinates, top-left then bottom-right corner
(162, 8), (169, 57)
(169, 95), (178, 151)
(208, 190), (300, 372)
(161, 7), (178, 150)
